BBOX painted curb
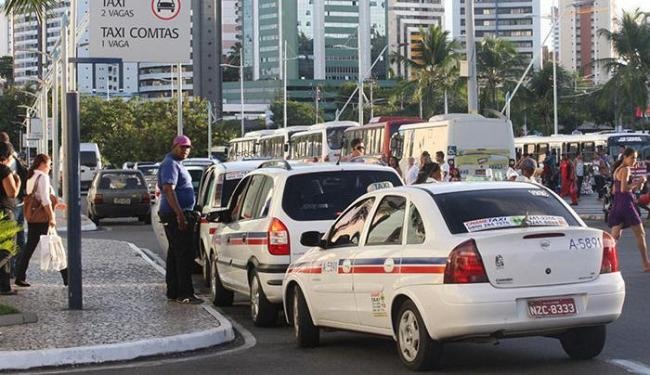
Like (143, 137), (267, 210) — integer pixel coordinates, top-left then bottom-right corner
(0, 312), (38, 327)
(0, 241), (236, 371)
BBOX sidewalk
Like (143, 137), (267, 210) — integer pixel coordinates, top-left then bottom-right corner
(0, 239), (235, 371)
(53, 209), (97, 232)
(569, 192), (606, 221)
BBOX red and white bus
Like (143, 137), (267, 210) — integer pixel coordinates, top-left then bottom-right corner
(342, 116), (422, 162)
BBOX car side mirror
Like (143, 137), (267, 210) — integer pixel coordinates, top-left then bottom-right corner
(215, 209), (232, 224)
(300, 231), (324, 248)
(207, 208), (228, 223)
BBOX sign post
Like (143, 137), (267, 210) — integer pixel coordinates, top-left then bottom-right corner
(88, 0), (192, 63)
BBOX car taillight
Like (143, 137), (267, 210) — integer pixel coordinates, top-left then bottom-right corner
(601, 232), (619, 274)
(444, 239), (488, 284)
(93, 194), (103, 204)
(268, 218), (290, 256)
(142, 192), (150, 203)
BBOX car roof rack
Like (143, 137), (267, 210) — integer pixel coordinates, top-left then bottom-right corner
(257, 159), (292, 170)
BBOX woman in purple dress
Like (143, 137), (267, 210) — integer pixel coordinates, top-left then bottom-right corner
(608, 147), (650, 272)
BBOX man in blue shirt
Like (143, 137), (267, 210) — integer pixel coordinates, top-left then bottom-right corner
(158, 135), (202, 304)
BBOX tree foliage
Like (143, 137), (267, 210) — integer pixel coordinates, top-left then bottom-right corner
(269, 99), (322, 126)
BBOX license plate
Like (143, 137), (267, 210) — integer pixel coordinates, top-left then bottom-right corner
(527, 298), (576, 318)
(114, 198), (131, 205)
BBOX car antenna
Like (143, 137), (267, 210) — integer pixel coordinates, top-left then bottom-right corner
(336, 139), (346, 166)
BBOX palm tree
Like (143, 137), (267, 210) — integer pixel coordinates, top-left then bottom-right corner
(526, 62), (570, 134)
(597, 9), (650, 126)
(391, 25), (460, 117)
(3, 0), (56, 22)
(477, 37), (523, 111)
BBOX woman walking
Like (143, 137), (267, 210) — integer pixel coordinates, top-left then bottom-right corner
(14, 154), (67, 287)
(608, 147), (650, 272)
(0, 142), (21, 295)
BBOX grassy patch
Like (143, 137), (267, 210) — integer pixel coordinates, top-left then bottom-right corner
(0, 303), (19, 315)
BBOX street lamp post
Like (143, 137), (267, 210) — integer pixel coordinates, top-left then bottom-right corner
(221, 47), (245, 137)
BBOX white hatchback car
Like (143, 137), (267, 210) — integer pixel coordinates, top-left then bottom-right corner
(283, 182), (625, 370)
(211, 162), (403, 326)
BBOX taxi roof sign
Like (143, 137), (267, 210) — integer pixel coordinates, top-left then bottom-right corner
(367, 181), (394, 193)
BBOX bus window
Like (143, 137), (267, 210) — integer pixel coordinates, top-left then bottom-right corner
(537, 143), (549, 164)
(566, 142), (579, 158)
(327, 128), (346, 150)
(582, 142), (595, 163)
(314, 134), (323, 159)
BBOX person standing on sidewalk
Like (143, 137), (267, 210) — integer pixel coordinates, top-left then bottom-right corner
(0, 133), (27, 278)
(14, 154), (67, 287)
(607, 148), (650, 272)
(575, 153), (585, 199)
(158, 135), (202, 305)
(0, 142), (21, 295)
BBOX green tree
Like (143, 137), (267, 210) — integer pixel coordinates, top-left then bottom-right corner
(222, 42), (241, 82)
(477, 37), (523, 111)
(3, 0), (56, 21)
(391, 25), (460, 118)
(598, 9), (650, 127)
(524, 62), (572, 135)
(0, 56), (14, 86)
(270, 99), (322, 126)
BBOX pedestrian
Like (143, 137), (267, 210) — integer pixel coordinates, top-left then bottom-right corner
(14, 154), (67, 287)
(405, 157), (418, 185)
(448, 159), (461, 181)
(414, 161), (442, 184)
(0, 132), (27, 278)
(594, 151), (610, 199)
(607, 147), (650, 272)
(158, 135), (203, 304)
(420, 151), (431, 166)
(0, 142), (20, 295)
(560, 154), (578, 205)
(515, 158), (537, 183)
(435, 151), (449, 181)
(506, 158), (518, 181)
(575, 153), (585, 198)
(388, 156), (402, 178)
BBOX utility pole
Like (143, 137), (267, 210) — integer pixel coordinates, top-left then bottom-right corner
(552, 7), (559, 135)
(177, 63), (183, 135)
(283, 39), (288, 128)
(239, 48), (244, 136)
(466, 0), (478, 114)
(315, 86), (320, 123)
(207, 102), (213, 159)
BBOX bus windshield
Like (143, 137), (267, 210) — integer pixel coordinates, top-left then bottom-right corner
(607, 135), (650, 158)
(327, 128), (346, 150)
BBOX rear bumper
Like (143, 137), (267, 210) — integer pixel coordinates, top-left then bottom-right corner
(257, 264), (288, 304)
(92, 203), (150, 218)
(405, 272), (625, 341)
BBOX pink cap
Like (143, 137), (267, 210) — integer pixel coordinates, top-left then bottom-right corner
(172, 135), (192, 148)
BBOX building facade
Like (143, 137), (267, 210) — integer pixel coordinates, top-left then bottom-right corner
(558, 0), (615, 84)
(453, 0), (541, 67)
(387, 0), (445, 78)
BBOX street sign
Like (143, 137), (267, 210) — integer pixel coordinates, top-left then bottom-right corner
(88, 0), (191, 63)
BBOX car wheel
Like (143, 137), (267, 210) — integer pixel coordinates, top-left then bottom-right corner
(210, 255), (233, 307)
(249, 270), (277, 327)
(396, 300), (443, 371)
(201, 248), (211, 287)
(292, 285), (319, 348)
(560, 325), (606, 360)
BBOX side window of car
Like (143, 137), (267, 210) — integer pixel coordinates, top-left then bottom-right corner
(326, 197), (375, 249)
(406, 203), (426, 245)
(253, 176), (274, 219)
(199, 170), (214, 206)
(238, 175), (266, 221)
(366, 195), (406, 246)
(229, 176), (251, 220)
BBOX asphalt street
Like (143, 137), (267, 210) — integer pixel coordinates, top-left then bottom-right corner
(51, 203), (650, 375)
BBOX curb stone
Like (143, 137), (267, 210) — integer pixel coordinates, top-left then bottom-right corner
(0, 312), (38, 327)
(0, 241), (236, 371)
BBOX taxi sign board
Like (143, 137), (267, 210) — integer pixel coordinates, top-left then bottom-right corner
(89, 0), (191, 63)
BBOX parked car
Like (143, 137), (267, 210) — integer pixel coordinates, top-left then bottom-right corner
(87, 170), (151, 225)
(283, 182), (625, 370)
(136, 163), (159, 200)
(210, 162), (403, 326)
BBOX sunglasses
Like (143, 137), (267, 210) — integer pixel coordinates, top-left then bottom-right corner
(180, 145), (192, 149)
(356, 146), (365, 151)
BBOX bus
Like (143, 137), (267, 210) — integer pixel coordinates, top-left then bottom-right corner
(392, 114), (515, 181)
(257, 126), (310, 159)
(227, 130), (276, 160)
(342, 116), (422, 162)
(290, 121), (359, 162)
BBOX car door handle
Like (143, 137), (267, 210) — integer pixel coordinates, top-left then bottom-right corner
(226, 237), (231, 244)
(241, 234), (247, 242)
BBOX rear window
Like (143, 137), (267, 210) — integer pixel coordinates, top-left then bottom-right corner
(282, 170), (402, 221)
(215, 178), (241, 208)
(188, 169), (205, 193)
(432, 188), (580, 234)
(97, 173), (145, 190)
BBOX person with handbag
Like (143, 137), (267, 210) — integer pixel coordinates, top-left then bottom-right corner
(14, 154), (67, 287)
(0, 142), (21, 295)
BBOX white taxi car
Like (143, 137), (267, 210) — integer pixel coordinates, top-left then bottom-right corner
(211, 162), (403, 326)
(283, 182), (625, 371)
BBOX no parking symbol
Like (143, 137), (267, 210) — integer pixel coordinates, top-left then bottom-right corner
(152, 0), (182, 21)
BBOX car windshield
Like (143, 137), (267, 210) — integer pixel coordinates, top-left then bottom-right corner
(97, 173), (145, 190)
(432, 188), (581, 234)
(80, 151), (97, 168)
(327, 128), (346, 150)
(282, 170), (402, 221)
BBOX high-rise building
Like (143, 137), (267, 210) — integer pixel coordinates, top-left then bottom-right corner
(453, 0), (541, 67)
(558, 0), (615, 84)
(223, 0), (239, 55)
(0, 11), (10, 57)
(387, 0), (446, 78)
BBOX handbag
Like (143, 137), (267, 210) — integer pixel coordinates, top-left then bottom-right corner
(39, 227), (67, 272)
(24, 175), (53, 223)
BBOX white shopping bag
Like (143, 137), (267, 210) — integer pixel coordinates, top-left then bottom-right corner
(39, 228), (67, 272)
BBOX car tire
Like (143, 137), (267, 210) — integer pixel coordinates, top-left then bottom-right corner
(560, 325), (606, 360)
(292, 285), (319, 348)
(249, 270), (277, 327)
(201, 247), (211, 287)
(89, 212), (100, 226)
(210, 255), (233, 307)
(396, 300), (443, 371)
